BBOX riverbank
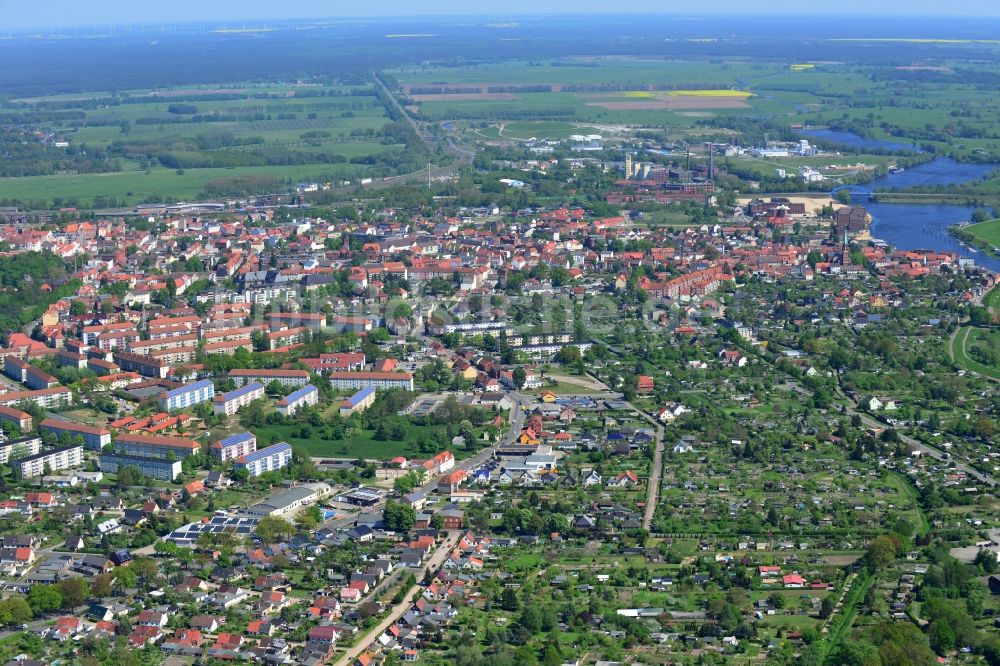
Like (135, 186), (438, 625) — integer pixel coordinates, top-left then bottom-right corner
(871, 193), (1000, 206)
(950, 219), (1000, 258)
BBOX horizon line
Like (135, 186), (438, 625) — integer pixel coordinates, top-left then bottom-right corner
(6, 11), (1000, 33)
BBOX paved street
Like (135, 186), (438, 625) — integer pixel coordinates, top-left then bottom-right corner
(333, 530), (461, 666)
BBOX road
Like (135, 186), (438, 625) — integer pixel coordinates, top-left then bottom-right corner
(628, 404), (665, 530)
(333, 530), (461, 666)
(0, 617), (51, 641)
(373, 72), (474, 168)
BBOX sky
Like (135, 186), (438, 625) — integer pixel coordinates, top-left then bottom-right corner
(4, 0), (1000, 30)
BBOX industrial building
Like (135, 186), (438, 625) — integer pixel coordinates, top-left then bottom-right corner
(243, 482), (331, 517)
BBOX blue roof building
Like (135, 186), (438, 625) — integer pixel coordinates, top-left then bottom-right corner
(158, 379), (215, 412)
(233, 441), (293, 477)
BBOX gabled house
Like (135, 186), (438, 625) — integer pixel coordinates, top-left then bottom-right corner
(610, 471), (638, 487)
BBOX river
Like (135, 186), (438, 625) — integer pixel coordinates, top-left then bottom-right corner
(814, 139), (1000, 272)
(800, 128), (923, 154)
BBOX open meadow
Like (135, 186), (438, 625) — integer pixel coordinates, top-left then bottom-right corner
(0, 82), (404, 207)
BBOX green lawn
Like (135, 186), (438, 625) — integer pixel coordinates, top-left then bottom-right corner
(251, 422), (481, 461)
(0, 162), (379, 208)
(962, 218), (1000, 251)
(0, 82), (401, 207)
(756, 613), (823, 630)
(985, 283), (1000, 315)
(951, 326), (1000, 380)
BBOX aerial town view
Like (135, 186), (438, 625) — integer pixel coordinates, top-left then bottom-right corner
(0, 1), (999, 665)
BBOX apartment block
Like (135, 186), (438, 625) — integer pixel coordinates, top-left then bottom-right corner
(213, 382), (265, 416)
(40, 418), (111, 451)
(210, 431), (257, 462)
(0, 406), (32, 433)
(114, 433), (200, 460)
(158, 379), (215, 412)
(0, 436), (42, 464)
(229, 369), (309, 389)
(233, 442), (293, 478)
(0, 387), (73, 410)
(99, 454), (182, 481)
(13, 445), (83, 479)
(276, 384), (318, 417)
(325, 372), (414, 391)
(339, 386), (376, 417)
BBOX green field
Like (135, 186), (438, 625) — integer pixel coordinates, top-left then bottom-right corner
(395, 58), (813, 124)
(0, 82), (404, 207)
(251, 421), (479, 461)
(986, 284), (1000, 314)
(395, 58), (781, 87)
(951, 326), (1000, 380)
(0, 161), (383, 208)
(962, 218), (1000, 251)
(472, 121), (603, 141)
(398, 55), (1000, 164)
(725, 153), (896, 181)
(63, 87), (391, 150)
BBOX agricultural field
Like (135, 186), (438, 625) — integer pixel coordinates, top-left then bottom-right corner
(0, 82), (408, 207)
(394, 53), (1000, 169)
(392, 58), (815, 124)
(0, 162), (382, 209)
